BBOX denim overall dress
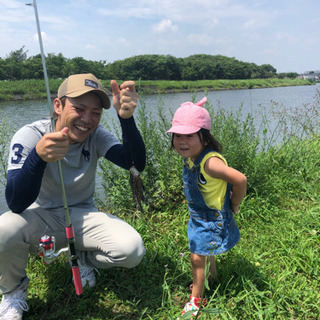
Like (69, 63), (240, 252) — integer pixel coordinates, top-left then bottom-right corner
(183, 149), (240, 256)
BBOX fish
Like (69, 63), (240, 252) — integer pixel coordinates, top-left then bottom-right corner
(129, 166), (144, 212)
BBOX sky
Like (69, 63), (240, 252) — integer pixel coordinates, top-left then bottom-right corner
(0, 0), (319, 74)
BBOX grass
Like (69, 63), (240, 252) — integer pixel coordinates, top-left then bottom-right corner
(0, 90), (319, 319)
(0, 78), (315, 101)
(136, 78), (314, 94)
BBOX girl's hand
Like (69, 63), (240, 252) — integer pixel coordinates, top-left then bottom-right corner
(110, 80), (138, 119)
(205, 156), (247, 214)
(230, 200), (240, 215)
(230, 191), (240, 214)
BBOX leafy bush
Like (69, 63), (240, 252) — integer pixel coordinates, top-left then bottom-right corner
(98, 95), (185, 213)
(0, 90), (319, 319)
(98, 90), (320, 214)
(94, 92), (320, 319)
(0, 113), (14, 187)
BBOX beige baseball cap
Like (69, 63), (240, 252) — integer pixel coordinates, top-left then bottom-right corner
(58, 73), (111, 109)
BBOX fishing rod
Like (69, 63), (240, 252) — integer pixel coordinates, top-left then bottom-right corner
(26, 0), (83, 296)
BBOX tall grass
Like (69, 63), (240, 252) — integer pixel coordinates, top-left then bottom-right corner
(0, 90), (319, 319)
(0, 78), (315, 101)
(138, 78), (314, 93)
(0, 113), (14, 187)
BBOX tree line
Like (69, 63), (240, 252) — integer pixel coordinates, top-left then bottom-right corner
(0, 46), (298, 81)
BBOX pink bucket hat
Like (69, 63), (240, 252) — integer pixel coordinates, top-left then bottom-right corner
(167, 97), (210, 134)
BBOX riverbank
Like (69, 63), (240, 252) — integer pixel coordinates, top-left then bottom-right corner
(0, 78), (315, 101)
(0, 86), (319, 319)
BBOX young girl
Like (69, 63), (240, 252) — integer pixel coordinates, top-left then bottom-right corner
(167, 97), (247, 317)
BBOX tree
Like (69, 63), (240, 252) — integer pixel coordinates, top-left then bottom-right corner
(46, 53), (67, 78)
(0, 59), (7, 80)
(23, 54), (43, 79)
(6, 46), (28, 63)
(259, 64), (277, 78)
(4, 46), (29, 80)
(0, 48), (283, 81)
(277, 72), (299, 79)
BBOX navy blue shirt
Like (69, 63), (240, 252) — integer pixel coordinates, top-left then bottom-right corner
(6, 116), (146, 213)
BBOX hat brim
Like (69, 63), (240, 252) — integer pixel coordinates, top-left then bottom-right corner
(167, 125), (201, 134)
(66, 89), (111, 109)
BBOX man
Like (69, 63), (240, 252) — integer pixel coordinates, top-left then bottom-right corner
(0, 73), (146, 319)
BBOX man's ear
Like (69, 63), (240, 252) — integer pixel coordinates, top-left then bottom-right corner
(53, 98), (62, 115)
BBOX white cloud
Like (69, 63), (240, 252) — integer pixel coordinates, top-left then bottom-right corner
(152, 19), (178, 33)
(115, 37), (131, 47)
(33, 31), (47, 42)
(243, 18), (270, 30)
(85, 44), (96, 50)
(97, 6), (153, 19)
(276, 32), (297, 44)
(261, 48), (280, 58)
(0, 0), (20, 9)
(243, 32), (261, 42)
(214, 36), (232, 45)
(0, 0), (319, 73)
(187, 33), (214, 46)
(33, 31), (56, 48)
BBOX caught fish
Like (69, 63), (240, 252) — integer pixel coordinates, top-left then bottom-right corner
(129, 166), (144, 212)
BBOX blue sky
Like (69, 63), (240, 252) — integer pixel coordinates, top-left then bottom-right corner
(0, 0), (319, 74)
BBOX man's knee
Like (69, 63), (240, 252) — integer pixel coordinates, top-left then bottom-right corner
(117, 233), (145, 268)
(0, 212), (27, 252)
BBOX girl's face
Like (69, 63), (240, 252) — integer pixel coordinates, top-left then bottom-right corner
(173, 132), (204, 161)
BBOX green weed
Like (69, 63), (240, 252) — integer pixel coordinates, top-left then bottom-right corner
(0, 79), (314, 101)
(0, 91), (319, 319)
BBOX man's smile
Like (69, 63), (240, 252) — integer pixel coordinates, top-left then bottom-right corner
(74, 124), (89, 132)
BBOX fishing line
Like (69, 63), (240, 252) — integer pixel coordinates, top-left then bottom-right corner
(26, 0), (82, 296)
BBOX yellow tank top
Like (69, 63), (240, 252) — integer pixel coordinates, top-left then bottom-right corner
(186, 152), (228, 210)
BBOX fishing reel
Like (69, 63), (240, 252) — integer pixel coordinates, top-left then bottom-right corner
(38, 235), (68, 265)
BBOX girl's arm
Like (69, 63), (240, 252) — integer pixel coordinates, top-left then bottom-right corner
(204, 156), (247, 214)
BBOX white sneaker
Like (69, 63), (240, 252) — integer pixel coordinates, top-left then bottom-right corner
(77, 265), (96, 288)
(0, 288), (28, 320)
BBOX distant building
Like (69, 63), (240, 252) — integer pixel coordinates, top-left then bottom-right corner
(298, 70), (320, 80)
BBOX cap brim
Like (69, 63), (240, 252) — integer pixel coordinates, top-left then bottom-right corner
(66, 89), (111, 109)
(167, 125), (201, 134)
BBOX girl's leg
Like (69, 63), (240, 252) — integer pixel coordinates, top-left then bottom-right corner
(208, 255), (217, 280)
(190, 253), (206, 298)
(189, 255), (217, 293)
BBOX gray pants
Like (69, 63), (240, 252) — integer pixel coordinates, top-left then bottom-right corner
(0, 204), (145, 295)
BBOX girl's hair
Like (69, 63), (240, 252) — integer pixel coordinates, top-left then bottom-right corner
(198, 128), (222, 153)
(171, 128), (222, 153)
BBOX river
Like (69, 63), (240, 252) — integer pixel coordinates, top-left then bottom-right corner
(0, 83), (319, 213)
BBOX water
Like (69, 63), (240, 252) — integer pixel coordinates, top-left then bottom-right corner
(1, 83), (319, 213)
(1, 83), (318, 134)
(146, 84), (319, 129)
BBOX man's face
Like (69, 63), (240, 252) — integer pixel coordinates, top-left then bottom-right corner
(54, 93), (103, 144)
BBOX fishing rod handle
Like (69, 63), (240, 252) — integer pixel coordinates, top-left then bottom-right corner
(66, 225), (83, 296)
(72, 266), (83, 296)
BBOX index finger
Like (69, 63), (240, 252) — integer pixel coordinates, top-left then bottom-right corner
(110, 80), (120, 96)
(120, 80), (136, 92)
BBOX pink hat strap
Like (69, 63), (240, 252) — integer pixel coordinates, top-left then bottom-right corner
(180, 97), (207, 108)
(194, 97), (207, 106)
